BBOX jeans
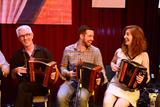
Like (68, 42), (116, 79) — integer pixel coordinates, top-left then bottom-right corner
(57, 81), (90, 107)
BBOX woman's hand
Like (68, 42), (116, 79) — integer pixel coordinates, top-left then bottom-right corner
(136, 73), (144, 84)
(110, 62), (120, 72)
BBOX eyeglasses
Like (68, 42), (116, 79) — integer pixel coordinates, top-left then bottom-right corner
(19, 33), (31, 39)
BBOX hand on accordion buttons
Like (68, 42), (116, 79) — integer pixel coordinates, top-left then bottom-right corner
(136, 74), (144, 84)
(111, 62), (120, 72)
(69, 70), (76, 78)
(2, 68), (10, 77)
(96, 78), (101, 85)
(51, 72), (56, 80)
(15, 66), (27, 76)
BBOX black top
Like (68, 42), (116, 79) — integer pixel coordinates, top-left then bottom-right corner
(10, 45), (53, 83)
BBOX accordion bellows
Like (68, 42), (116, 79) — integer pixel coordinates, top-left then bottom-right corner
(28, 58), (59, 87)
(119, 59), (147, 89)
(76, 62), (102, 94)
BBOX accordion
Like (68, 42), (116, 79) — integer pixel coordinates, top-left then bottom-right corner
(28, 58), (59, 87)
(119, 59), (147, 89)
(76, 62), (102, 94)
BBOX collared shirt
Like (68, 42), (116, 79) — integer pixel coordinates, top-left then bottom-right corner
(0, 51), (9, 79)
(61, 42), (108, 83)
(0, 51), (9, 70)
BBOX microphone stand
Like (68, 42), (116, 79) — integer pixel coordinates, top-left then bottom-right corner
(74, 68), (83, 107)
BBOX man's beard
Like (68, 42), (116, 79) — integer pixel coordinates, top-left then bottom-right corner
(84, 42), (91, 48)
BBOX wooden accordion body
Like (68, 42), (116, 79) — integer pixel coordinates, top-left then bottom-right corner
(76, 62), (102, 94)
(119, 59), (147, 89)
(28, 58), (59, 87)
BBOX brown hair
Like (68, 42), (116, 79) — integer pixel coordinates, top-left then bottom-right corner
(121, 25), (147, 58)
(78, 25), (95, 35)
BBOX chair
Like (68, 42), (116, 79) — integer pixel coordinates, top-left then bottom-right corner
(106, 65), (115, 82)
(32, 89), (50, 107)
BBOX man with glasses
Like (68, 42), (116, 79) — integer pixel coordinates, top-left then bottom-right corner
(10, 25), (55, 107)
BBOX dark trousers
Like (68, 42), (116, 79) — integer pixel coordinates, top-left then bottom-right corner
(15, 80), (48, 107)
(156, 94), (160, 107)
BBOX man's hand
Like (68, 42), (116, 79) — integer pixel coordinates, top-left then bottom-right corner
(51, 72), (56, 80)
(2, 69), (9, 77)
(69, 70), (76, 79)
(14, 66), (27, 76)
(96, 78), (101, 85)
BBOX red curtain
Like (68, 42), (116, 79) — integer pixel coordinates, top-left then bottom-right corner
(0, 0), (159, 74)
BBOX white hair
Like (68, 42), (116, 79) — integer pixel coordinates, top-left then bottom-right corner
(16, 25), (33, 37)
